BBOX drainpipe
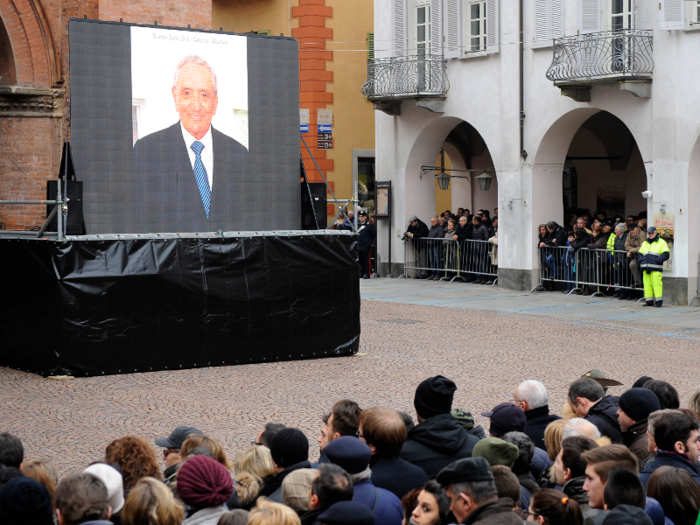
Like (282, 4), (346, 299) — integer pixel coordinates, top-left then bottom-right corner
(520, 0), (527, 160)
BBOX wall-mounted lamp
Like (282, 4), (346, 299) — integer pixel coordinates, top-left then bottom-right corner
(660, 201), (666, 213)
(475, 171), (493, 191)
(641, 190), (652, 199)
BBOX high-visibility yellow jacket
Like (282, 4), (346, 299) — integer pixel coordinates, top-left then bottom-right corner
(639, 236), (670, 272)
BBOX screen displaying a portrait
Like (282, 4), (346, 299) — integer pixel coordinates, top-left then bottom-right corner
(69, 19), (301, 234)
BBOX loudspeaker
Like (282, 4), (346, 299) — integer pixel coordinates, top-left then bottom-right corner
(47, 181), (86, 235)
(308, 183), (327, 227)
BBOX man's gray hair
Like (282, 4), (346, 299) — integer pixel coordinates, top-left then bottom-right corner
(173, 55), (218, 93)
(449, 480), (498, 506)
(562, 418), (601, 440)
(615, 223), (626, 233)
(516, 380), (548, 409)
(568, 378), (605, 406)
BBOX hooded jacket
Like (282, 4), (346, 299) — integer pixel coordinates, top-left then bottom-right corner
(585, 396), (621, 443)
(625, 229), (647, 255)
(260, 460), (312, 503)
(400, 413), (480, 479)
(545, 226), (567, 248)
(621, 420), (652, 465)
(407, 219), (429, 239)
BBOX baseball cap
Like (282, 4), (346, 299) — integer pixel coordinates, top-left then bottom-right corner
(155, 426), (204, 449)
(647, 226), (657, 234)
(481, 403), (526, 437)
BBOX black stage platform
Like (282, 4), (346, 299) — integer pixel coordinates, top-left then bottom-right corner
(0, 231), (359, 377)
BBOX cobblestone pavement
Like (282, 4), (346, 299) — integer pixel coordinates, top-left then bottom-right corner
(2, 288), (700, 478)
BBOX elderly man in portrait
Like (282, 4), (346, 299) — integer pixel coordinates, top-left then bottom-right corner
(132, 55), (247, 233)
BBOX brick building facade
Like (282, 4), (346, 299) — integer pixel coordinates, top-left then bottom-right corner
(0, 0), (211, 229)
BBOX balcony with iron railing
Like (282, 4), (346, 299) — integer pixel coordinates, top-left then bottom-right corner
(545, 29), (653, 101)
(361, 54), (449, 114)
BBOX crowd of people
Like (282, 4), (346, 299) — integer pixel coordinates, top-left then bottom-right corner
(2, 371), (699, 525)
(405, 208), (499, 284)
(537, 210), (671, 306)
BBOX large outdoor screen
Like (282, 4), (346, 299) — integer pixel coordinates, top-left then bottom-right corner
(69, 19), (301, 234)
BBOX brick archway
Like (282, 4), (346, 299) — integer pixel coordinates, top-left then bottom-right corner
(0, 0), (60, 87)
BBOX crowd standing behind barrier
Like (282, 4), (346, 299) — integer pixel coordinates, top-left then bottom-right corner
(2, 371), (700, 525)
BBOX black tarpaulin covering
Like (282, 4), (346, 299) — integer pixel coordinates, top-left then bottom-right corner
(0, 232), (360, 377)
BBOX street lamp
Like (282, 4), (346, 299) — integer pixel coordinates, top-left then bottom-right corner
(436, 172), (451, 191)
(475, 171), (493, 191)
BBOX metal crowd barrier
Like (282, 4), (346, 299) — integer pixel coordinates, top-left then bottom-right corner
(400, 237), (498, 286)
(533, 246), (644, 299)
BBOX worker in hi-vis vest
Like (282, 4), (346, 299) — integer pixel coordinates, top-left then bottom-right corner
(638, 226), (670, 307)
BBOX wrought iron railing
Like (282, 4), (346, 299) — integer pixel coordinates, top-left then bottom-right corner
(546, 30), (653, 83)
(361, 54), (449, 100)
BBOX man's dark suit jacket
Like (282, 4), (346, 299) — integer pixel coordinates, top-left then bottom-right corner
(131, 122), (247, 233)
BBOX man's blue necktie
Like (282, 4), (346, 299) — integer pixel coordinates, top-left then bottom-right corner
(191, 141), (211, 218)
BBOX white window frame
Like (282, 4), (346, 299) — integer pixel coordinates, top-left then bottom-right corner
(607, 0), (635, 31)
(684, 0), (700, 30)
(532, 0), (565, 50)
(462, 0), (487, 57)
(415, 1), (431, 56)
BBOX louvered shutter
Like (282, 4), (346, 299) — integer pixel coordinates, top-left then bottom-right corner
(367, 32), (375, 60)
(430, 0), (442, 55)
(486, 0), (499, 54)
(551, 0), (564, 38)
(444, 0), (461, 58)
(535, 0), (549, 43)
(659, 0), (684, 30)
(578, 0), (601, 34)
(394, 0), (407, 56)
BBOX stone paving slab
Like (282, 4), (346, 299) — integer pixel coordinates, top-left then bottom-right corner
(1, 279), (699, 478)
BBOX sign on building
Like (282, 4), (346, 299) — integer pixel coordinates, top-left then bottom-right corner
(317, 109), (333, 149)
(300, 108), (310, 133)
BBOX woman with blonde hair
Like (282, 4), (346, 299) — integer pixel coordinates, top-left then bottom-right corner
(121, 477), (184, 525)
(180, 434), (233, 470)
(543, 419), (566, 462)
(247, 497), (301, 525)
(232, 446), (275, 509)
(21, 459), (58, 507)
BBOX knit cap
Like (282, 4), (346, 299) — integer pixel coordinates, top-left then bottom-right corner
(0, 477), (53, 525)
(176, 455), (233, 507)
(269, 428), (309, 469)
(619, 388), (661, 423)
(281, 468), (317, 512)
(471, 438), (519, 468)
(451, 409), (475, 431)
(414, 376), (457, 420)
(84, 463), (125, 513)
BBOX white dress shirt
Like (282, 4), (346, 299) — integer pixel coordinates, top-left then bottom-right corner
(180, 123), (213, 189)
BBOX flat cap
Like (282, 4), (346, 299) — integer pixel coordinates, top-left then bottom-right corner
(436, 457), (493, 486)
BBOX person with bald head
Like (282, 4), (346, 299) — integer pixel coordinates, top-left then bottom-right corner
(132, 55), (247, 233)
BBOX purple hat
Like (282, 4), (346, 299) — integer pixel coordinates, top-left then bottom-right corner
(481, 403), (527, 437)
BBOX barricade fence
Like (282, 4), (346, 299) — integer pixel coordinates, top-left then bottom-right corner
(534, 246), (644, 297)
(401, 238), (498, 285)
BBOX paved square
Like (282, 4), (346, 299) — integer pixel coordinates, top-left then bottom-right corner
(2, 279), (699, 477)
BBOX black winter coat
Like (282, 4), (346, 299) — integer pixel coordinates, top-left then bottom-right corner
(545, 226), (567, 248)
(524, 405), (562, 451)
(472, 223), (490, 241)
(571, 233), (591, 252)
(400, 414), (480, 479)
(370, 454), (429, 500)
(357, 220), (376, 251)
(585, 396), (621, 443)
(407, 220), (429, 239)
(455, 223), (473, 241)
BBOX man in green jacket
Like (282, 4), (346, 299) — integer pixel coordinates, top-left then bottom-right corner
(638, 226), (670, 307)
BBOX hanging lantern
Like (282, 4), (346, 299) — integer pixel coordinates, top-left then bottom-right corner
(437, 172), (451, 191)
(475, 171), (493, 191)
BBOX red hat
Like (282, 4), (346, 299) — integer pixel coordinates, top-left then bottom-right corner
(176, 455), (233, 507)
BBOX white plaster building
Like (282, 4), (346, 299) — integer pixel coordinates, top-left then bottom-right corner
(364, 0), (700, 304)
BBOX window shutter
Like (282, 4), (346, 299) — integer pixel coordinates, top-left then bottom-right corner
(659, 0), (684, 30)
(444, 0), (461, 58)
(394, 0), (407, 56)
(367, 32), (375, 61)
(551, 0), (564, 38)
(535, 0), (549, 43)
(430, 0), (442, 56)
(486, 0), (499, 54)
(578, 0), (601, 34)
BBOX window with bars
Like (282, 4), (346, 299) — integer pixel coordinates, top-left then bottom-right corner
(468, 1), (487, 53)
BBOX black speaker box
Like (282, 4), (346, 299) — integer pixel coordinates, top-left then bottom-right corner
(46, 181), (86, 235)
(308, 183), (327, 227)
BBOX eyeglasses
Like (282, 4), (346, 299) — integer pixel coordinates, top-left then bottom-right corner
(251, 441), (264, 446)
(355, 430), (364, 439)
(163, 448), (180, 457)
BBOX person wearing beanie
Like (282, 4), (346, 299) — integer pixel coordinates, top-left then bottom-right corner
(177, 455), (234, 525)
(259, 428), (311, 503)
(0, 477), (54, 525)
(471, 438), (519, 469)
(401, 376), (480, 479)
(318, 501), (376, 525)
(617, 388), (661, 464)
(451, 408), (487, 440)
(632, 376), (654, 389)
(281, 468), (316, 514)
(83, 463), (125, 523)
(324, 436), (403, 525)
